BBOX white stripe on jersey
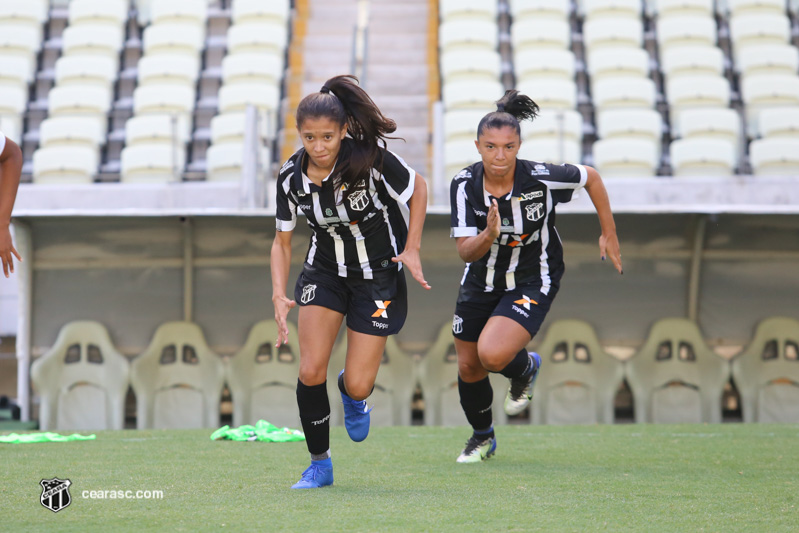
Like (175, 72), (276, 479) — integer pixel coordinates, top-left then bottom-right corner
(384, 151), (416, 204)
(307, 232), (318, 264)
(456, 180), (469, 229)
(485, 242), (500, 291)
(276, 177), (297, 231)
(381, 207), (401, 270)
(311, 191), (325, 224)
(333, 231), (347, 277)
(506, 246), (521, 290)
(538, 190), (556, 295)
(511, 196), (523, 234)
(349, 223), (373, 279)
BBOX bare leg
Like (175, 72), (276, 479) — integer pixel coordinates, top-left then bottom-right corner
(297, 305), (344, 385)
(340, 328), (388, 400)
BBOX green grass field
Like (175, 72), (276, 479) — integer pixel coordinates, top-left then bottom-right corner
(2, 424), (798, 532)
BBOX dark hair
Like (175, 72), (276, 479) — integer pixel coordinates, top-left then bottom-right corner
(296, 75), (397, 199)
(476, 90), (540, 139)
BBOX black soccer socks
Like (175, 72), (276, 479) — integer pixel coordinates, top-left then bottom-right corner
(296, 379), (330, 456)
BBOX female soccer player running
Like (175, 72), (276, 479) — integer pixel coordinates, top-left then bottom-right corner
(271, 75), (430, 488)
(449, 90), (622, 462)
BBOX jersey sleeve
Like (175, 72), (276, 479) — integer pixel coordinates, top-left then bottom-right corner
(538, 163), (588, 205)
(377, 149), (415, 204)
(275, 162), (297, 232)
(450, 172), (478, 238)
(0, 131), (6, 155)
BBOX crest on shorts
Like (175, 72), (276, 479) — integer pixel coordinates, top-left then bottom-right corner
(40, 478), (72, 513)
(452, 314), (463, 335)
(348, 189), (369, 211)
(525, 203), (544, 222)
(300, 284), (317, 304)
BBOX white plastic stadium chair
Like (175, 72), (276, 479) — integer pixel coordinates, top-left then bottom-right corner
(143, 24), (205, 57)
(0, 85), (28, 117)
(656, 16), (717, 53)
(749, 138), (799, 175)
(0, 116), (22, 144)
(0, 24), (41, 64)
(512, 19), (571, 51)
(592, 138), (659, 177)
(0, 0), (47, 43)
(221, 53), (283, 85)
(445, 139), (480, 180)
(68, 0), (128, 27)
(586, 47), (649, 84)
(582, 17), (643, 50)
(517, 79), (578, 110)
(443, 79), (504, 110)
(47, 85), (113, 122)
(660, 46), (724, 80)
(150, 0), (208, 28)
(508, 0), (571, 21)
(666, 75), (731, 129)
(592, 77), (656, 112)
(440, 20), (499, 53)
(670, 137), (736, 176)
(0, 55), (35, 85)
(728, 0), (786, 17)
(54, 55), (117, 88)
(514, 49), (576, 83)
(218, 82), (280, 115)
(136, 54), (201, 88)
(39, 116), (106, 149)
(729, 14), (790, 53)
(125, 114), (192, 146)
(676, 108), (741, 148)
(232, 0), (290, 26)
(120, 144), (187, 183)
(444, 109), (485, 142)
(582, 0), (642, 21)
(741, 74), (799, 136)
(736, 45), (799, 77)
(517, 138), (581, 165)
(758, 107), (799, 138)
(439, 0), (498, 22)
(226, 23), (289, 55)
(654, 0), (713, 18)
(32, 146), (100, 184)
(61, 24), (125, 64)
(440, 50), (502, 82)
(521, 109), (584, 144)
(596, 109), (662, 149)
(206, 142), (270, 182)
(133, 85), (196, 116)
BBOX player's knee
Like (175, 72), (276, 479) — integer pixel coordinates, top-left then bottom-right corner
(476, 344), (508, 373)
(458, 359), (484, 381)
(298, 364), (326, 387)
(344, 381), (372, 401)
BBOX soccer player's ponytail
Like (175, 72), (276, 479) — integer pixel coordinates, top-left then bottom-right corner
(476, 90), (540, 139)
(296, 75), (397, 199)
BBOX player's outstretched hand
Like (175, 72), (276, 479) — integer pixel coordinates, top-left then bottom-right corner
(599, 232), (623, 275)
(0, 227), (22, 278)
(273, 295), (297, 347)
(392, 248), (431, 290)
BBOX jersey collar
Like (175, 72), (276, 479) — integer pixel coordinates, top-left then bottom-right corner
(479, 159), (524, 204)
(294, 149), (339, 194)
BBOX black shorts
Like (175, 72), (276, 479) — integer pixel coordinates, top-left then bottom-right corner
(294, 263), (407, 336)
(452, 285), (554, 342)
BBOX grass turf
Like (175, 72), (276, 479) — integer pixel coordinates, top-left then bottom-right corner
(2, 424), (798, 532)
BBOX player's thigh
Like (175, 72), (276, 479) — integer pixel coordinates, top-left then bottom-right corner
(476, 316), (532, 372)
(341, 329), (387, 400)
(297, 305), (344, 385)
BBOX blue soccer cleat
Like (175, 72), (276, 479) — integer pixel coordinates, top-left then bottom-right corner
(339, 370), (372, 442)
(291, 458), (334, 489)
(504, 352), (542, 416)
(456, 435), (497, 463)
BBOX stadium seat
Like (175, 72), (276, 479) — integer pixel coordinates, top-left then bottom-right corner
(54, 55), (117, 88)
(592, 138), (659, 177)
(68, 0), (128, 28)
(226, 319), (300, 428)
(731, 316), (799, 423)
(669, 137), (737, 176)
(521, 109), (584, 144)
(653, 0), (714, 18)
(445, 139), (480, 179)
(130, 321), (225, 429)
(231, 0), (291, 26)
(0, 0), (47, 43)
(511, 18), (571, 51)
(61, 24), (125, 62)
(582, 17), (643, 50)
(0, 54), (35, 85)
(218, 82), (280, 115)
(517, 138), (582, 165)
(418, 322), (508, 426)
(443, 109), (484, 141)
(443, 79), (504, 110)
(32, 146), (100, 184)
(666, 75), (731, 129)
(125, 114), (191, 146)
(440, 19), (499, 53)
(440, 50), (502, 82)
(226, 22), (290, 55)
(727, 0), (787, 17)
(142, 24), (205, 57)
(0, 84), (27, 119)
(0, 115), (22, 144)
(221, 53), (283, 85)
(0, 24), (41, 62)
(149, 0), (208, 28)
(586, 47), (649, 84)
(327, 336), (417, 427)
(120, 144), (187, 183)
(677, 108), (741, 146)
(439, 0), (498, 22)
(210, 112), (263, 145)
(508, 0), (571, 21)
(39, 116), (106, 149)
(656, 16), (717, 53)
(741, 74), (799, 136)
(626, 318), (730, 424)
(735, 45), (799, 78)
(728, 14), (790, 53)
(47, 85), (113, 136)
(206, 142), (270, 181)
(514, 49), (576, 82)
(592, 77), (656, 112)
(596, 109), (662, 156)
(660, 45), (724, 80)
(758, 107), (799, 138)
(530, 319), (624, 425)
(31, 321), (129, 431)
(516, 79), (578, 110)
(133, 85), (196, 116)
(136, 54), (201, 88)
(749, 138), (799, 175)
(582, 0), (642, 20)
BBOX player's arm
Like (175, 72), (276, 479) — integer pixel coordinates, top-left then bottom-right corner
(584, 165), (622, 274)
(271, 229), (296, 346)
(392, 173), (430, 289)
(0, 136), (23, 277)
(455, 198), (499, 263)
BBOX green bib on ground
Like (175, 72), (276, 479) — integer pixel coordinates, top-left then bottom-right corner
(0, 432), (96, 444)
(211, 420), (305, 442)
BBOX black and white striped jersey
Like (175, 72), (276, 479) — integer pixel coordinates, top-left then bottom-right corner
(276, 140), (416, 279)
(450, 159), (587, 295)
